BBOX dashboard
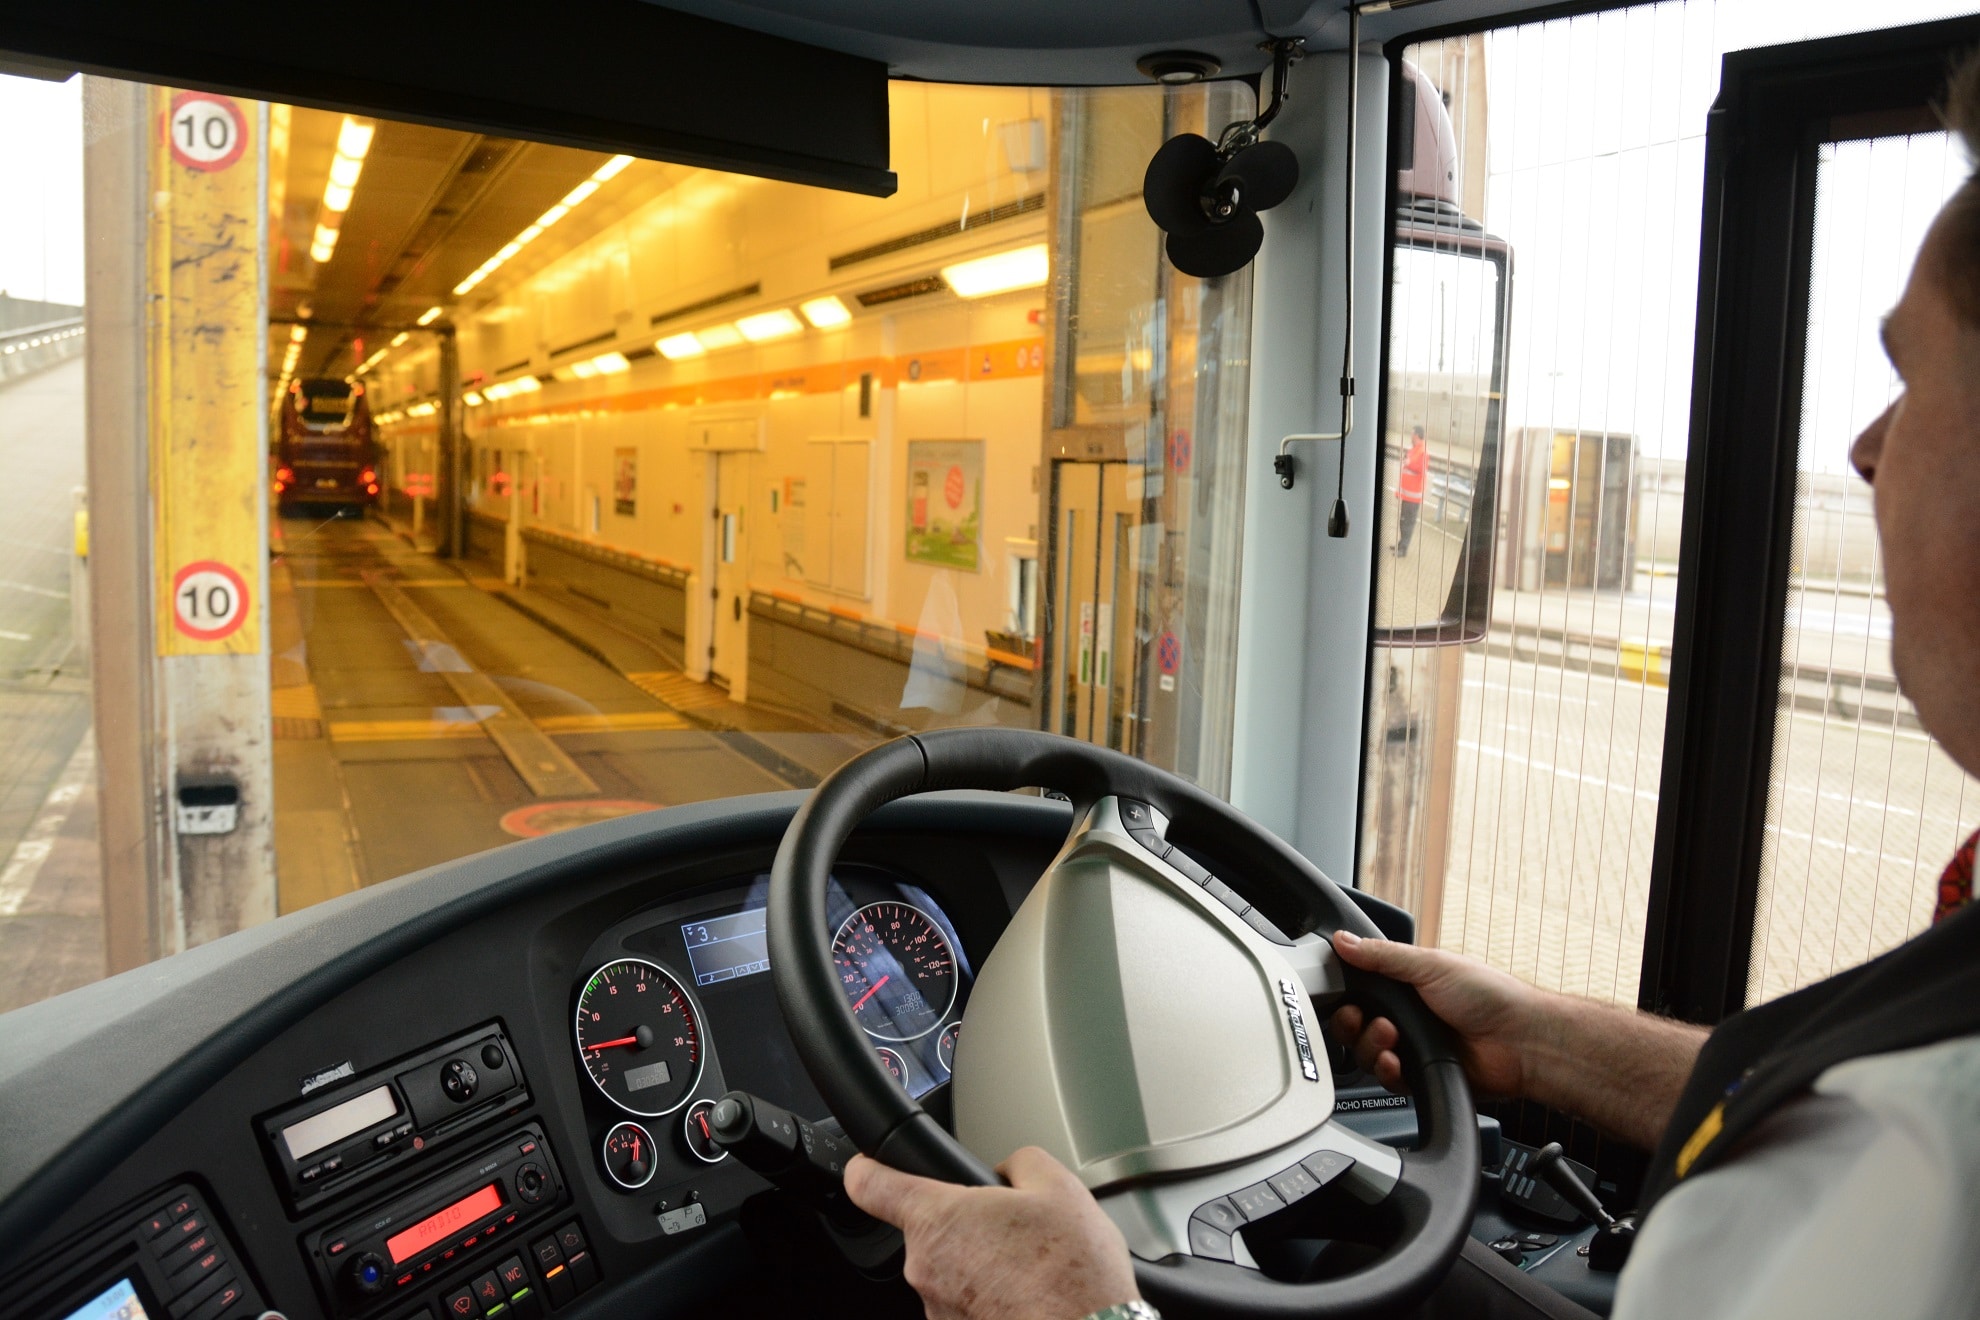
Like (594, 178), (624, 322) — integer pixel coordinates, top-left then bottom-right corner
(0, 791), (1064, 1320)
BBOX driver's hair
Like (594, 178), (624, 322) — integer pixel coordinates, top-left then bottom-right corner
(1942, 48), (1980, 328)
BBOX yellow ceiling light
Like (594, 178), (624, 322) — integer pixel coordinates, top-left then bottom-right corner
(695, 323), (744, 351)
(390, 331), (410, 347)
(463, 390), (485, 407)
(416, 306), (443, 326)
(310, 223), (339, 264)
(450, 149), (634, 298)
(482, 375), (543, 402)
(565, 359), (600, 380)
(288, 324), (308, 343)
(941, 243), (1050, 298)
(406, 402), (437, 418)
(336, 118), (375, 160)
(328, 154), (363, 189)
(656, 332), (704, 360)
(800, 296), (852, 329)
(590, 351), (631, 375)
(322, 182), (354, 213)
(735, 309), (804, 343)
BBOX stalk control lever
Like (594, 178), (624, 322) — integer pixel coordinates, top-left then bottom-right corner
(1529, 1142), (1637, 1273)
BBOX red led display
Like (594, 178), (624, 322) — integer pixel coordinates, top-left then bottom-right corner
(386, 1184), (504, 1265)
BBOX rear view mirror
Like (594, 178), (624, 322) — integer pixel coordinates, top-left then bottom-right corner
(1371, 230), (1509, 643)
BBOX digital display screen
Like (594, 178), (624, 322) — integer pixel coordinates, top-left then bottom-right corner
(61, 1279), (149, 1320)
(680, 907), (769, 986)
(623, 1059), (673, 1092)
(281, 1084), (400, 1161)
(386, 1183), (505, 1265)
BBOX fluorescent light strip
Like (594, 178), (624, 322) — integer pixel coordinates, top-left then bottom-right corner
(312, 117), (376, 267)
(453, 153), (635, 296)
(941, 243), (1050, 298)
(416, 306), (443, 326)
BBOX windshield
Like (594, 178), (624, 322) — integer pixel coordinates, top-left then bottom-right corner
(0, 73), (1256, 1009)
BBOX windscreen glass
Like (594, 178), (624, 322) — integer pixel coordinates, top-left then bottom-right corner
(0, 72), (1254, 1012)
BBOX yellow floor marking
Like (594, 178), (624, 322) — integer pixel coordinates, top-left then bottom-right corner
(536, 711), (694, 733)
(270, 684), (323, 720)
(328, 718), (490, 743)
(624, 671), (735, 711)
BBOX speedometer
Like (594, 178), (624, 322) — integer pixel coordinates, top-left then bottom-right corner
(574, 959), (702, 1116)
(832, 902), (958, 1041)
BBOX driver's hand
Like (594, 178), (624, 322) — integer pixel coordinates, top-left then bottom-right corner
(1327, 929), (1539, 1100)
(845, 1145), (1140, 1320)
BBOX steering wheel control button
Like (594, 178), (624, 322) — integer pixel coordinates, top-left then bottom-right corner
(1202, 875), (1246, 911)
(1301, 1149), (1356, 1187)
(1267, 1162), (1323, 1205)
(441, 1058), (479, 1103)
(1164, 848), (1212, 886)
(1187, 1215), (1236, 1261)
(1241, 905), (1295, 945)
(1192, 1197), (1245, 1233)
(1227, 1181), (1287, 1222)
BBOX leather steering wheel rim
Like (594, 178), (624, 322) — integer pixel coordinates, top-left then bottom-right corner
(768, 728), (1478, 1318)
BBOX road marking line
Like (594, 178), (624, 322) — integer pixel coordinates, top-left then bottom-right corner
(0, 733), (94, 918)
(0, 580), (66, 599)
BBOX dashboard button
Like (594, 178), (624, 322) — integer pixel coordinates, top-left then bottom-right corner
(1187, 1215), (1234, 1262)
(567, 1249), (600, 1293)
(443, 1284), (480, 1318)
(472, 1271), (505, 1311)
(170, 1197), (195, 1220)
(496, 1256), (530, 1293)
(529, 1235), (562, 1270)
(543, 1263), (576, 1309)
(554, 1223), (586, 1257)
(172, 1266), (237, 1316)
(181, 1280), (244, 1320)
(515, 1163), (548, 1203)
(504, 1288), (543, 1320)
(482, 1043), (506, 1071)
(170, 1248), (226, 1290)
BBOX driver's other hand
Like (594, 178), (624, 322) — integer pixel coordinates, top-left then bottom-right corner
(845, 1145), (1140, 1320)
(1327, 929), (1538, 1100)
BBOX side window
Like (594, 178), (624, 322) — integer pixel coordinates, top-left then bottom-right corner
(1363, 2), (1980, 1008)
(1749, 129), (1979, 1003)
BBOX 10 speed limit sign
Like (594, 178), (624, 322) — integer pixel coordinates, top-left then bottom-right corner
(172, 561), (249, 642)
(167, 93), (248, 172)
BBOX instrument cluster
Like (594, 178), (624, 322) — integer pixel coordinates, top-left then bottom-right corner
(567, 866), (974, 1196)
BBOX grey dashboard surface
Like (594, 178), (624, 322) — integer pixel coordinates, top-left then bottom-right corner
(0, 788), (1074, 1274)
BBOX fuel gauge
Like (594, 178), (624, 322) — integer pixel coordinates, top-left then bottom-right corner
(602, 1120), (657, 1190)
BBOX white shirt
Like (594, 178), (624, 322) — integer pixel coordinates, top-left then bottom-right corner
(1613, 1034), (1980, 1320)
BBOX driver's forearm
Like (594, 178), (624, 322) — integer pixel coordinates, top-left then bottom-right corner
(1519, 995), (1708, 1151)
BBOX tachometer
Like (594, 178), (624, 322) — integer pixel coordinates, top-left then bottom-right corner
(832, 902), (958, 1041)
(574, 959), (702, 1116)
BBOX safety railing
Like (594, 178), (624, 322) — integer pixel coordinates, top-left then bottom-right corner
(0, 317), (86, 384)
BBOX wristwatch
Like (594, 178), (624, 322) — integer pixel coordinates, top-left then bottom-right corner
(1080, 1304), (1160, 1320)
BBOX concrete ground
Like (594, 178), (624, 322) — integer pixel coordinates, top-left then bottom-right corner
(0, 356), (101, 1014)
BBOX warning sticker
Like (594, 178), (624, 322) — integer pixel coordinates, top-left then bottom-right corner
(171, 561), (249, 642)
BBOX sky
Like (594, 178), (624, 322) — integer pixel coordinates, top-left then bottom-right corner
(0, 72), (83, 306)
(1468, 0), (1974, 469)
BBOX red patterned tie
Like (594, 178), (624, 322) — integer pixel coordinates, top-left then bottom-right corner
(1932, 829), (1979, 925)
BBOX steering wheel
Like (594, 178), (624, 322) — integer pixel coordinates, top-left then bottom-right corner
(768, 729), (1476, 1318)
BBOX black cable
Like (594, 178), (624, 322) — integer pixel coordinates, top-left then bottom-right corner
(1329, 6), (1361, 539)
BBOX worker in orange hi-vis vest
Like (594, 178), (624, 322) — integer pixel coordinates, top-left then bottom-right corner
(1395, 425), (1429, 556)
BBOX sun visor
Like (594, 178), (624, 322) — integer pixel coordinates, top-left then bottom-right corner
(0, 0), (897, 196)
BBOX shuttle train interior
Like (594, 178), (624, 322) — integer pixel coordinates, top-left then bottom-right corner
(0, 2), (1975, 1319)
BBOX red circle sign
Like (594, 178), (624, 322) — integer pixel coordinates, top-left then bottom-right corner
(944, 465), (966, 509)
(171, 561), (249, 641)
(166, 93), (248, 173)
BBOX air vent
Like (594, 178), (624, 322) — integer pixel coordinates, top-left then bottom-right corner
(828, 194), (1044, 271)
(855, 276), (948, 308)
(650, 283), (762, 327)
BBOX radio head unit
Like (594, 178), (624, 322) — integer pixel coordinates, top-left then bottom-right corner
(258, 1024), (528, 1211)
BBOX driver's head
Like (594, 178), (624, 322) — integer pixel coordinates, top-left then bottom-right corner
(1851, 51), (1980, 778)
